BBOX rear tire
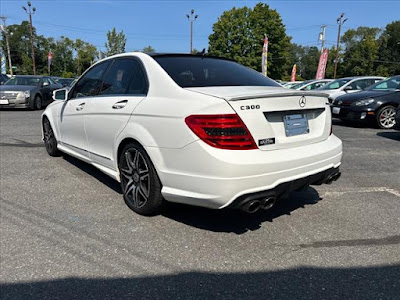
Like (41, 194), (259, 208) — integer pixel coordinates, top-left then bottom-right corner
(376, 105), (396, 129)
(43, 117), (61, 157)
(118, 143), (164, 216)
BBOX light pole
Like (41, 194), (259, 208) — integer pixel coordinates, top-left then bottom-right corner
(0, 16), (13, 75)
(186, 9), (198, 54)
(333, 13), (347, 79)
(22, 1), (36, 75)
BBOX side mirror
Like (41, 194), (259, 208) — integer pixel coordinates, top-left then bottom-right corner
(42, 81), (50, 87)
(53, 88), (68, 101)
(343, 86), (353, 92)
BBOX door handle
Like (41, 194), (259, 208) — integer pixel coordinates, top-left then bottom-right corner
(76, 103), (85, 111)
(112, 100), (128, 109)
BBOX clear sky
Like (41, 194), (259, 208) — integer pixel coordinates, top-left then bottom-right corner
(1, 0), (399, 54)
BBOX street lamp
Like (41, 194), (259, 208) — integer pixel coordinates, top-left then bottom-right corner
(333, 13), (348, 79)
(22, 1), (36, 75)
(186, 9), (198, 54)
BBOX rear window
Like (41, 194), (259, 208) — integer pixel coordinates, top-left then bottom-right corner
(153, 55), (280, 88)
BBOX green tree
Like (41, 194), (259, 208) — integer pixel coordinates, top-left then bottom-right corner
(75, 39), (98, 75)
(288, 44), (320, 79)
(142, 45), (155, 53)
(377, 21), (400, 75)
(50, 36), (75, 76)
(1, 21), (34, 74)
(340, 27), (380, 76)
(208, 3), (291, 79)
(105, 27), (126, 56)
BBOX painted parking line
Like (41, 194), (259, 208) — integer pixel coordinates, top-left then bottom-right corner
(321, 187), (400, 198)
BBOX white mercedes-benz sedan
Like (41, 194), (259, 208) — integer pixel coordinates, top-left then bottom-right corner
(42, 53), (342, 215)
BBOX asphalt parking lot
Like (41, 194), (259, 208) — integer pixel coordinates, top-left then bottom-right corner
(1, 109), (399, 299)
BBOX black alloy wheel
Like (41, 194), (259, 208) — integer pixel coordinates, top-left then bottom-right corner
(43, 118), (61, 156)
(376, 105), (396, 129)
(119, 143), (164, 215)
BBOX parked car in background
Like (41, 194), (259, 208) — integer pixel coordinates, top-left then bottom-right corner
(290, 79), (333, 91)
(331, 75), (400, 129)
(0, 74), (9, 85)
(42, 53), (342, 216)
(395, 106), (400, 131)
(53, 77), (75, 87)
(0, 75), (62, 110)
(282, 81), (302, 89)
(317, 76), (384, 103)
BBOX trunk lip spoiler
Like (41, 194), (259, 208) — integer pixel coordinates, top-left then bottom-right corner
(184, 87), (329, 101)
(228, 92), (330, 101)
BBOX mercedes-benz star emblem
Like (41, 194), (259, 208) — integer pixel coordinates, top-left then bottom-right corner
(299, 96), (306, 108)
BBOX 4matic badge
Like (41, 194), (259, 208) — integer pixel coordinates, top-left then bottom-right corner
(258, 138), (275, 146)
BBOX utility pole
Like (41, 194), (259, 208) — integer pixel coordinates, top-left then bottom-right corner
(0, 16), (13, 76)
(333, 13), (347, 79)
(186, 9), (198, 54)
(22, 1), (36, 75)
(318, 25), (327, 52)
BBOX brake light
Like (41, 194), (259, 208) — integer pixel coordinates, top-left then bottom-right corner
(185, 114), (257, 150)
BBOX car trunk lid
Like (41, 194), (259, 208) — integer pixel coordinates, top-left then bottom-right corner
(186, 86), (332, 151)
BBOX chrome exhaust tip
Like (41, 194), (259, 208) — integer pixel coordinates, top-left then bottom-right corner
(260, 197), (276, 210)
(241, 200), (261, 213)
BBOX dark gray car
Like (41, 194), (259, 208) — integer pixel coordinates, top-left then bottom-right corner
(0, 75), (62, 110)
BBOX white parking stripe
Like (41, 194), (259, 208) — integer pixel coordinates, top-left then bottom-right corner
(321, 187), (400, 198)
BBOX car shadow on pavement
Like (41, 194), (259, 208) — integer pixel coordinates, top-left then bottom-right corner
(1, 265), (399, 300)
(62, 154), (122, 194)
(377, 131), (400, 141)
(162, 187), (322, 234)
(61, 153), (323, 234)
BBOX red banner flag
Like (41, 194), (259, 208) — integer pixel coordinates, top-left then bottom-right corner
(316, 49), (329, 80)
(290, 64), (297, 82)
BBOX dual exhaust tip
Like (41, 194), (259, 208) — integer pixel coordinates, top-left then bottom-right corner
(324, 172), (341, 185)
(240, 197), (276, 214)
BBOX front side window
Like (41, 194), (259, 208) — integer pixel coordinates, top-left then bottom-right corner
(70, 61), (110, 99)
(154, 55), (280, 88)
(349, 79), (370, 90)
(99, 58), (148, 96)
(366, 77), (400, 91)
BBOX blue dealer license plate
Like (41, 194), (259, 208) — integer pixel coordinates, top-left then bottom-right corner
(283, 114), (309, 137)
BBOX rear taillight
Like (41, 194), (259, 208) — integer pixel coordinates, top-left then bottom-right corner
(185, 114), (257, 150)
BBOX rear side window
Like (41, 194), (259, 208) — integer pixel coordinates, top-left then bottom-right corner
(71, 61), (110, 99)
(99, 58), (148, 96)
(154, 55), (279, 88)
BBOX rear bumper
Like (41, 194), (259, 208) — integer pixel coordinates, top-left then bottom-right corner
(229, 167), (340, 209)
(149, 134), (342, 209)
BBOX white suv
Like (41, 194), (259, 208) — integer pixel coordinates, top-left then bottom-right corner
(317, 76), (384, 103)
(42, 53), (342, 215)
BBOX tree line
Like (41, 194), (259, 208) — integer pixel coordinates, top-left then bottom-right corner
(1, 2), (399, 79)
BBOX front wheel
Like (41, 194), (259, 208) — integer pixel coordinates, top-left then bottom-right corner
(43, 118), (61, 156)
(376, 105), (396, 129)
(119, 143), (164, 216)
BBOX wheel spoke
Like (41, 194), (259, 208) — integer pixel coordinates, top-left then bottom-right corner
(133, 151), (140, 170)
(120, 167), (132, 179)
(125, 150), (135, 172)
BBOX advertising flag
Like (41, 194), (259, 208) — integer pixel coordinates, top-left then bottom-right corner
(1, 48), (6, 74)
(261, 35), (268, 77)
(316, 49), (329, 79)
(290, 64), (297, 82)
